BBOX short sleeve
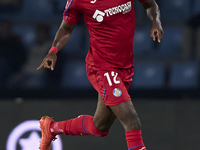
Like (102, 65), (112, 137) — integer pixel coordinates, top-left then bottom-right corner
(63, 0), (82, 24)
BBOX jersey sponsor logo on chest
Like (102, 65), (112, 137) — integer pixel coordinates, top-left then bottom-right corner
(90, 0), (97, 3)
(92, 1), (132, 22)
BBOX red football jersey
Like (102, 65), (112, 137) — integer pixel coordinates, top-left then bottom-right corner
(63, 0), (145, 68)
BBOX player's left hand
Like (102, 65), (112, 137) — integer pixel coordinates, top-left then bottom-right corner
(150, 20), (164, 43)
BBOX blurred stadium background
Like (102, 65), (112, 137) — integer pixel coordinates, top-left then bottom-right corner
(0, 0), (200, 150)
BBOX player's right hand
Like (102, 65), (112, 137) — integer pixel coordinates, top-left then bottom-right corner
(150, 20), (164, 43)
(37, 51), (57, 71)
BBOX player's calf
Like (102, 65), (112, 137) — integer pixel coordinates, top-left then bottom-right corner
(123, 116), (142, 131)
(49, 115), (109, 137)
(126, 130), (146, 150)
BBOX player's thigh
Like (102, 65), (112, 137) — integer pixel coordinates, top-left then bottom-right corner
(93, 94), (116, 132)
(110, 100), (141, 131)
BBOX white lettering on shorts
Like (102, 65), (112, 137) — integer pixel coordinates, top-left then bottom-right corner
(104, 71), (120, 86)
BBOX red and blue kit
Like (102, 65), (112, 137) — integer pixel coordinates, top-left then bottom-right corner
(63, 0), (145, 106)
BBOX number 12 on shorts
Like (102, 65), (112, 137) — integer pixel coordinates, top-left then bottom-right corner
(104, 71), (120, 86)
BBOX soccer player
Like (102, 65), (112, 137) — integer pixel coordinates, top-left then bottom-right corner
(37, 0), (163, 150)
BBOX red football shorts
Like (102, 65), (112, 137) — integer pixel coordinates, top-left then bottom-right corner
(86, 64), (134, 106)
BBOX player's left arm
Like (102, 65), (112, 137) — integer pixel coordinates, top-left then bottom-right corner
(139, 0), (164, 42)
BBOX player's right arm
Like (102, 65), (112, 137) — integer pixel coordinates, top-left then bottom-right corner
(37, 21), (75, 71)
(139, 0), (164, 43)
(52, 20), (75, 51)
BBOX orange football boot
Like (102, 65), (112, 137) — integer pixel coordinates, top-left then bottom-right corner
(39, 116), (56, 150)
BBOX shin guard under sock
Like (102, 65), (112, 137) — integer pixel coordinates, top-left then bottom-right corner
(50, 115), (108, 137)
(125, 130), (146, 150)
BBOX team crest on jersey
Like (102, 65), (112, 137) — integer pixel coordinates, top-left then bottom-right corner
(113, 88), (122, 97)
(92, 1), (132, 22)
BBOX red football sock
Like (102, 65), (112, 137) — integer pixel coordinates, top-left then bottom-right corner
(49, 115), (108, 137)
(125, 130), (146, 150)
